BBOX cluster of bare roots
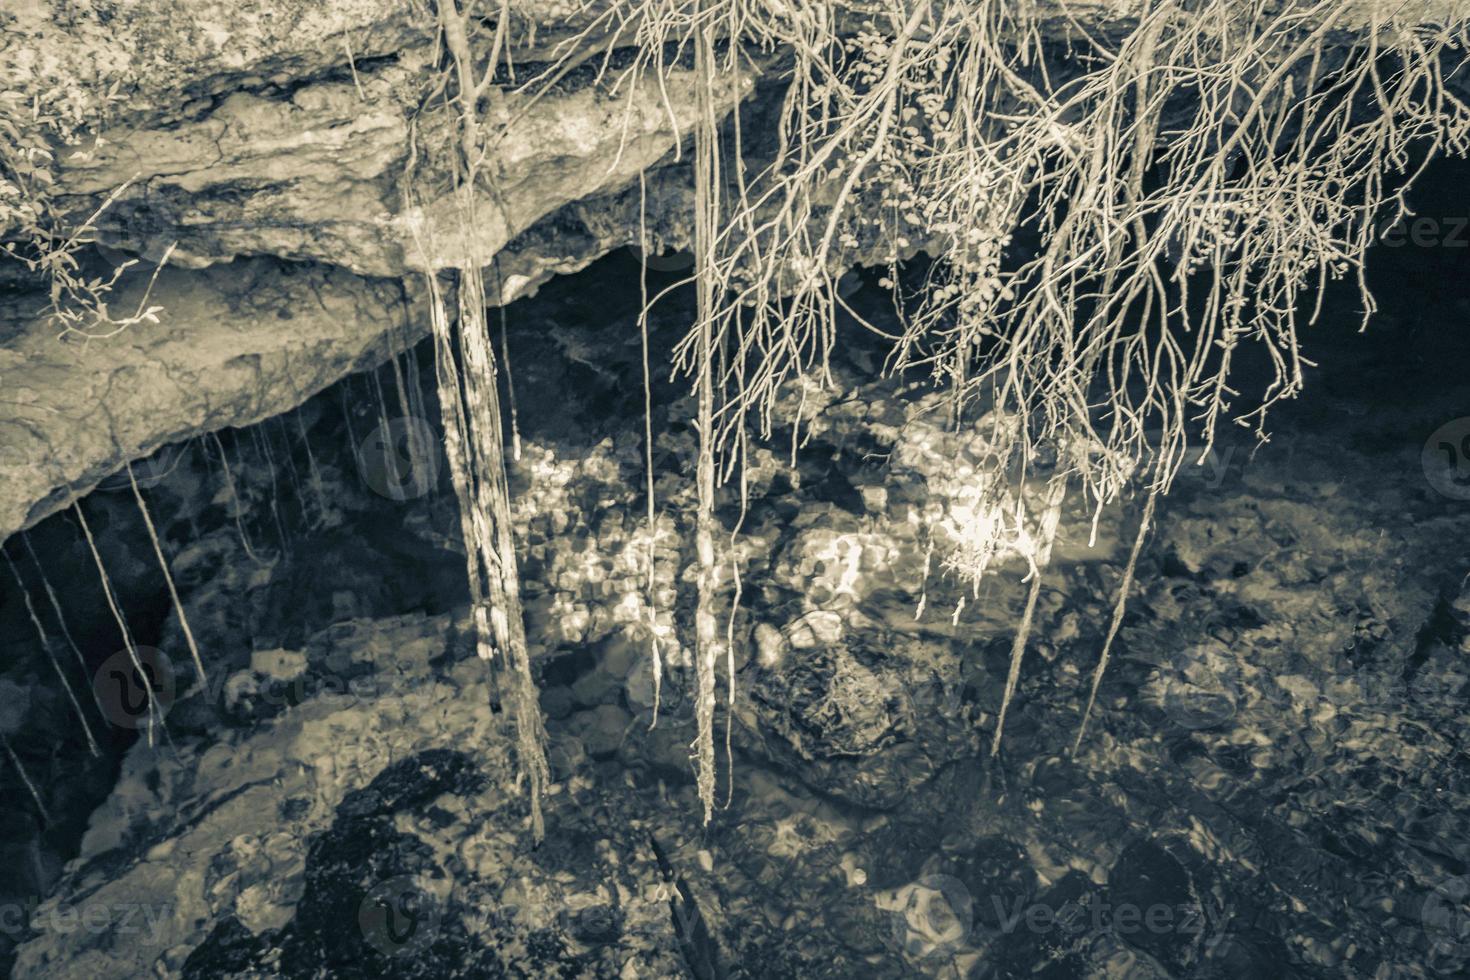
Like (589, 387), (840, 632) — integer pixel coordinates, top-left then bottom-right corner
(414, 0), (552, 842)
(521, 0), (1469, 767)
(407, 0), (1470, 823)
(420, 257), (550, 841)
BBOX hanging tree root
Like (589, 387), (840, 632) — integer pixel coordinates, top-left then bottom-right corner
(406, 0), (552, 830)
(75, 503), (169, 747)
(21, 533), (96, 711)
(636, 173), (664, 728)
(209, 432), (270, 566)
(4, 551), (101, 757)
(690, 4), (723, 823)
(1071, 489), (1159, 755)
(544, 0), (1469, 756)
(128, 462), (208, 689)
(989, 472), (1067, 757)
(416, 258), (551, 842)
(1, 732), (50, 823)
(391, 0), (1470, 818)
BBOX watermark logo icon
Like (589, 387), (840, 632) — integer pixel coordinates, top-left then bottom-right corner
(91, 646), (176, 730)
(1422, 418), (1470, 501)
(357, 416), (440, 500)
(888, 874), (974, 961)
(358, 876), (441, 957)
(1422, 875), (1470, 972)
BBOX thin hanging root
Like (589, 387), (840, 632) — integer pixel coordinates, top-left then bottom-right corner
(293, 409), (330, 519)
(21, 533), (94, 701)
(270, 419), (309, 524)
(990, 476), (1068, 758)
(128, 462), (207, 689)
(408, 343), (431, 438)
(4, 552), (101, 757)
(990, 565), (1044, 759)
(394, 303), (426, 421)
(420, 250), (549, 842)
(1071, 490), (1158, 756)
(1, 733), (49, 823)
(369, 367), (402, 490)
(339, 378), (359, 458)
(637, 169), (662, 729)
(74, 503), (165, 746)
(390, 324), (415, 423)
(388, 345), (434, 487)
(210, 432), (269, 566)
(252, 426), (291, 552)
(491, 259), (523, 463)
(722, 555), (741, 809)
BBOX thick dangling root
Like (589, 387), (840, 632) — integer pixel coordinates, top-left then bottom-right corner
(690, 10), (721, 823)
(421, 260), (550, 842)
(75, 503), (168, 745)
(4, 552), (101, 757)
(692, 493), (718, 824)
(1071, 490), (1158, 756)
(463, 266), (549, 842)
(128, 462), (208, 689)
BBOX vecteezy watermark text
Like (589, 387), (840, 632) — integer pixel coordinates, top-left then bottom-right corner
(91, 645), (465, 732)
(0, 898), (173, 940)
(1378, 215), (1470, 248)
(987, 894), (1227, 940)
(886, 873), (1229, 960)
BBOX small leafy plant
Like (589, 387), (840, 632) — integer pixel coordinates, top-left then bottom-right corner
(0, 68), (169, 339)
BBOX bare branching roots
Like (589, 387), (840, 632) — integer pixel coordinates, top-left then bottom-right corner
(414, 0), (1470, 816)
(421, 258), (551, 842)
